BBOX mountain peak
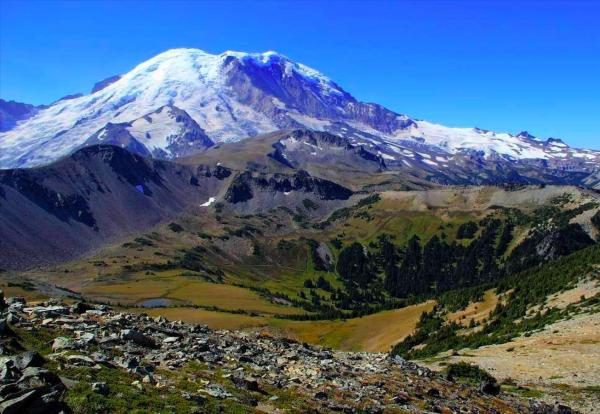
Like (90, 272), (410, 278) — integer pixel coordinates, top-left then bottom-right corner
(517, 131), (536, 140)
(1, 48), (599, 172)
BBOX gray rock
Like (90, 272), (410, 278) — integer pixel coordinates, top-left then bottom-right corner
(116, 356), (139, 370)
(5, 297), (25, 306)
(17, 367), (62, 390)
(90, 352), (109, 364)
(163, 336), (179, 344)
(91, 381), (109, 396)
(51, 337), (74, 352)
(78, 332), (96, 344)
(70, 302), (94, 314)
(0, 360), (20, 383)
(0, 389), (37, 414)
(199, 383), (232, 399)
(5, 313), (23, 325)
(12, 351), (44, 370)
(231, 375), (260, 392)
(120, 329), (156, 348)
(66, 355), (95, 367)
(25, 305), (69, 317)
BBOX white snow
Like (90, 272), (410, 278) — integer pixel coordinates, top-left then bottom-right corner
(1, 47), (598, 169)
(392, 121), (553, 160)
(303, 141), (321, 150)
(377, 151), (395, 160)
(422, 159), (438, 167)
(126, 106), (187, 153)
(286, 113), (331, 131)
(200, 197), (216, 207)
(0, 49), (281, 168)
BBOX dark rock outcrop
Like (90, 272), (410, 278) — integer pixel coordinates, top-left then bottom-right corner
(91, 75), (122, 93)
(0, 145), (228, 270)
(225, 170), (352, 204)
(0, 99), (42, 132)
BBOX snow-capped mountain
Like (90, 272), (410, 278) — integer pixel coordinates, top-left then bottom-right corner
(0, 48), (598, 175)
(86, 105), (214, 159)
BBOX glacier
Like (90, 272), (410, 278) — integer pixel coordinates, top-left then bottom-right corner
(0, 47), (598, 170)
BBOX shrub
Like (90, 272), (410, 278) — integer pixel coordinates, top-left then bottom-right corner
(445, 362), (495, 384)
(168, 222), (184, 232)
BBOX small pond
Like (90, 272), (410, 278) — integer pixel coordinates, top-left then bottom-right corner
(137, 298), (172, 308)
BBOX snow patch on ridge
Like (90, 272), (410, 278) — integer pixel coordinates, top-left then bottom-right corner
(200, 197), (216, 207)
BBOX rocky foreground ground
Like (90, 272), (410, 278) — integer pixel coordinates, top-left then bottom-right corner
(0, 294), (579, 413)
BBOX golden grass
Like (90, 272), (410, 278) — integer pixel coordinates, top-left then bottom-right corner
(544, 279), (600, 310)
(272, 301), (435, 352)
(167, 281), (303, 315)
(82, 274), (304, 316)
(126, 299), (435, 352)
(1, 285), (48, 303)
(447, 289), (499, 326)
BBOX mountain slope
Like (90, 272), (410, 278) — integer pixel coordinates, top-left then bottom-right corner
(0, 99), (44, 132)
(0, 142), (362, 271)
(86, 104), (214, 159)
(0, 145), (229, 270)
(1, 48), (598, 187)
(185, 129), (597, 190)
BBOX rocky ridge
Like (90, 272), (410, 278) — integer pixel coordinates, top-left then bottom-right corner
(0, 292), (578, 413)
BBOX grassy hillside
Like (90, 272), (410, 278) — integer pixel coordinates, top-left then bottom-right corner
(9, 185), (600, 354)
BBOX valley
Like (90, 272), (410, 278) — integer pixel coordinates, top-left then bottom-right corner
(7, 180), (600, 321)
(1, 43), (599, 413)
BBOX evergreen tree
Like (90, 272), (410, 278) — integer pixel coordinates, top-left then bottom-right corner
(396, 235), (422, 297)
(336, 242), (375, 291)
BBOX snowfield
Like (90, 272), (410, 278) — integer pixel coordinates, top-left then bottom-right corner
(0, 48), (598, 169)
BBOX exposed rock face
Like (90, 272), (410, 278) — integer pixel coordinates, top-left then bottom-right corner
(52, 93), (84, 103)
(507, 224), (595, 274)
(0, 296), (578, 413)
(85, 122), (152, 158)
(86, 105), (214, 159)
(0, 99), (42, 132)
(189, 128), (599, 189)
(269, 129), (387, 171)
(91, 75), (122, 93)
(224, 169), (353, 204)
(224, 55), (415, 134)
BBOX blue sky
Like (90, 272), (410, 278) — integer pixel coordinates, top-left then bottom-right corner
(1, 0), (598, 148)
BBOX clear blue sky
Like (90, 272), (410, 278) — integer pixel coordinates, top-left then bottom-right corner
(1, 0), (598, 148)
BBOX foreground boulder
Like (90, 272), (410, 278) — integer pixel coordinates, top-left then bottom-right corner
(0, 352), (67, 414)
